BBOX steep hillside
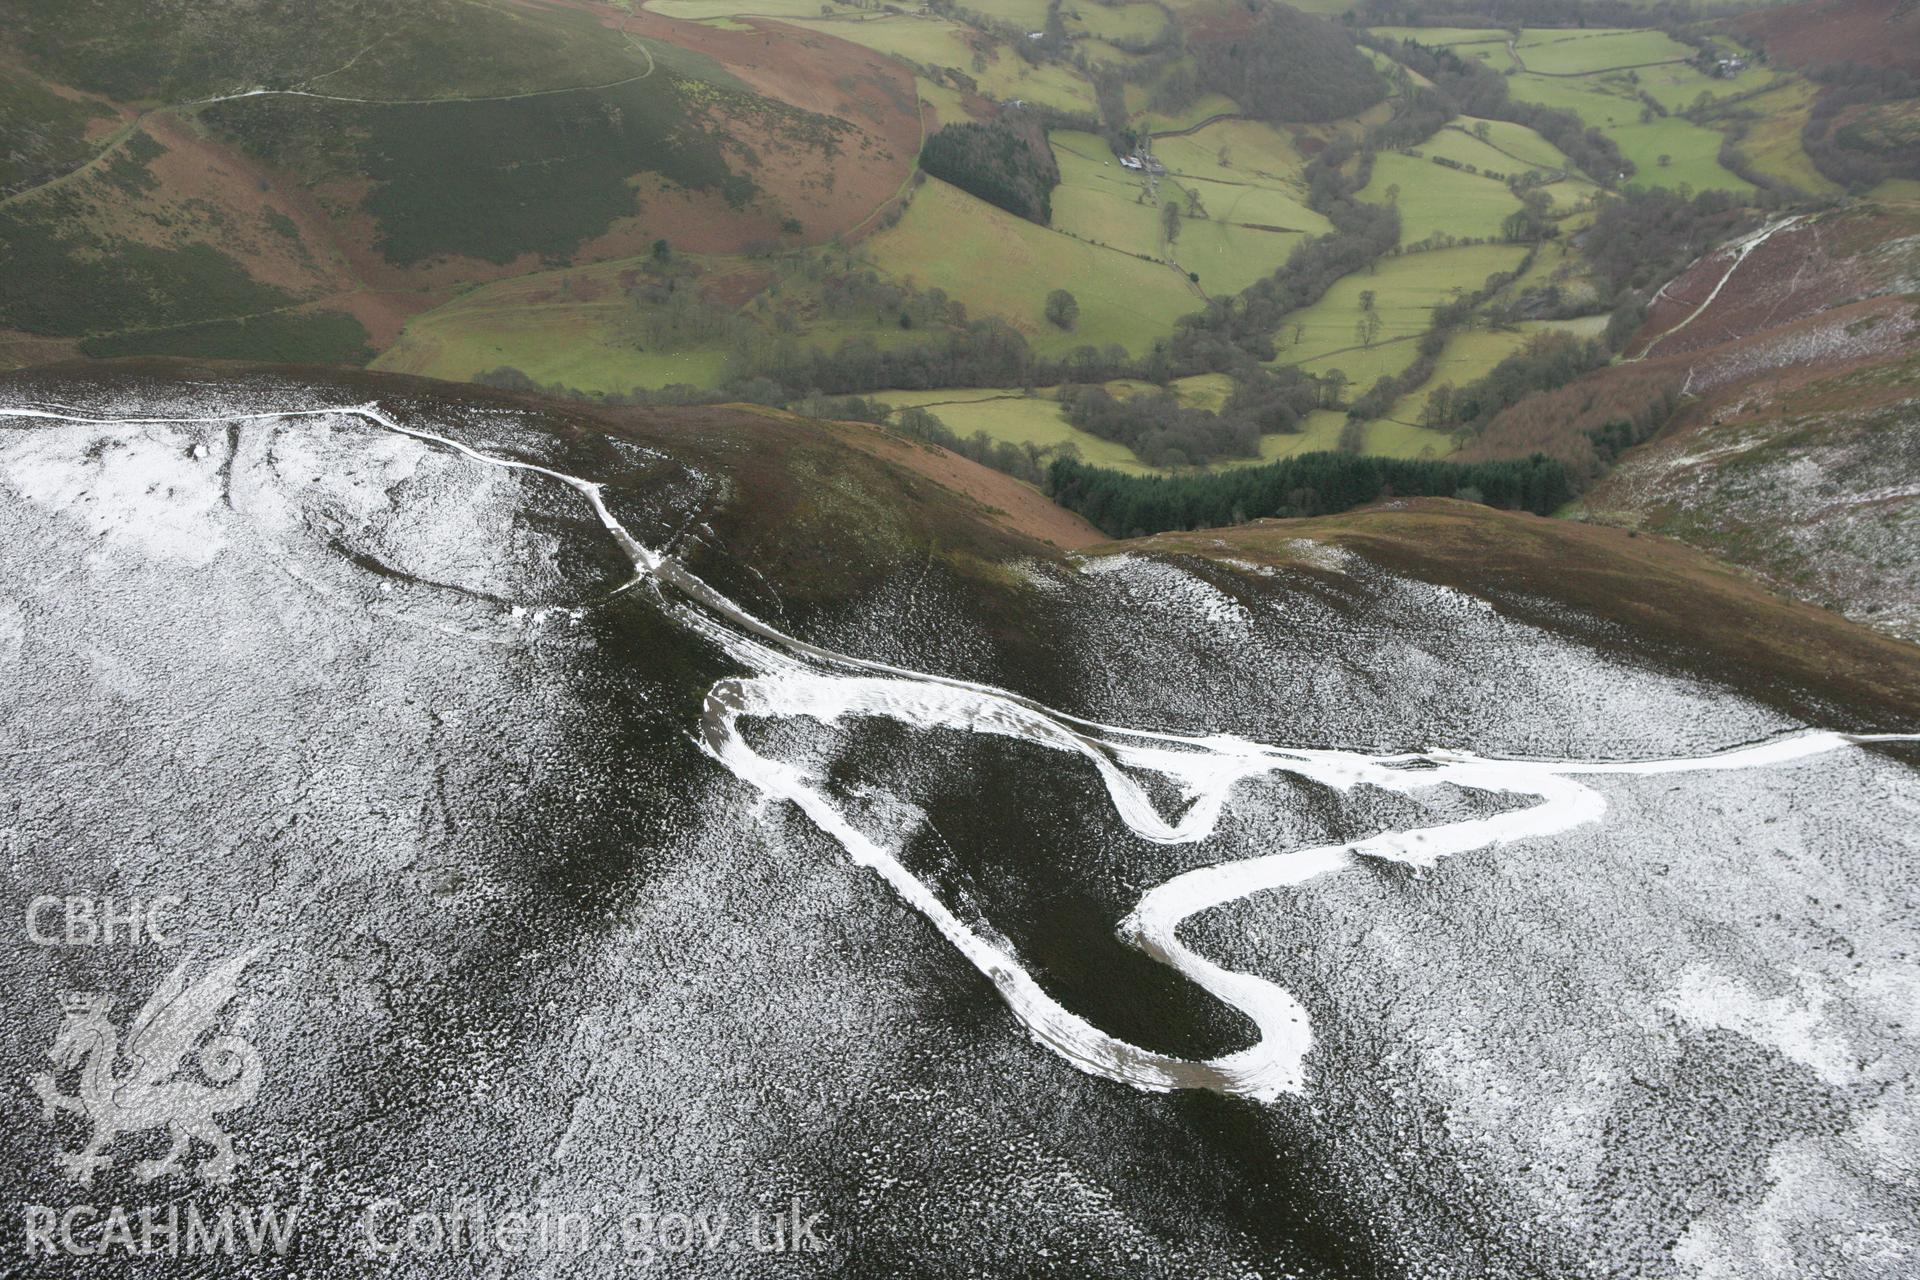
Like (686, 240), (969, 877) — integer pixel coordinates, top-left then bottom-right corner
(1582, 348), (1920, 641)
(3, 363), (1917, 1279)
(1735, 0), (1920, 74)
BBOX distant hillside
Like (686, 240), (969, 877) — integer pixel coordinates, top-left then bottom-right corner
(0, 0), (920, 366)
(1736, 0), (1920, 74)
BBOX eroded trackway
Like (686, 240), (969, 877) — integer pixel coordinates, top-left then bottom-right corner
(5, 400), (1914, 1102)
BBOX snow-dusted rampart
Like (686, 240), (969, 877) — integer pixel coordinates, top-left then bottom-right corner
(7, 401), (1911, 1103)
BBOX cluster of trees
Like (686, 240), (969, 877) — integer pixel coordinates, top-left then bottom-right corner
(1419, 332), (1612, 434)
(1048, 451), (1574, 537)
(1059, 385), (1260, 469)
(891, 405), (1066, 487)
(1581, 187), (1748, 300)
(1456, 362), (1684, 478)
(1803, 63), (1920, 190)
(918, 120), (1059, 224)
(814, 265), (971, 330)
(1047, 357), (1327, 467)
(1189, 4), (1387, 124)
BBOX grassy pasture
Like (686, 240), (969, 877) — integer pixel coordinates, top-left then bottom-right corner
(1355, 316), (1610, 448)
(864, 176), (1198, 356)
(878, 388), (1155, 473)
(876, 373), (1429, 475)
(1268, 243), (1530, 365)
(1534, 177), (1600, 212)
(1505, 70), (1641, 125)
(374, 296), (734, 392)
(1436, 119), (1566, 176)
(1611, 116), (1752, 195)
(1359, 152), (1523, 243)
(1513, 28), (1692, 75)
(1634, 59), (1777, 114)
(1125, 72), (1239, 133)
(1175, 178), (1324, 232)
(1466, 118), (1573, 170)
(1494, 238), (1602, 311)
(1048, 131), (1165, 258)
(375, 249), (948, 393)
(1294, 339), (1423, 390)
(1419, 128), (1557, 180)
(916, 74), (974, 128)
(1172, 216), (1312, 296)
(1063, 2), (1167, 43)
(1154, 119), (1310, 186)
(1722, 80), (1840, 195)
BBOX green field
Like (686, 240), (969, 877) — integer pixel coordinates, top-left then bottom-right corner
(865, 176), (1200, 357)
(1512, 29), (1692, 76)
(1634, 59), (1777, 114)
(1500, 70), (1751, 193)
(376, 249), (957, 393)
(1359, 152), (1524, 243)
(882, 390), (1156, 472)
(1267, 243), (1530, 365)
(1155, 125), (1306, 183)
(1611, 116), (1753, 195)
(375, 296), (734, 393)
(1170, 216), (1314, 296)
(1063, 2), (1167, 43)
(1051, 118), (1330, 297)
(876, 372), (1442, 474)
(1421, 123), (1564, 180)
(1124, 72), (1239, 134)
(1534, 178), (1600, 212)
(1466, 118), (1571, 169)
(1716, 79), (1840, 196)
(916, 73), (973, 128)
(1295, 339), (1423, 390)
(1150, 118), (1331, 296)
(1493, 238), (1603, 311)
(1505, 70), (1640, 126)
(1050, 132), (1164, 256)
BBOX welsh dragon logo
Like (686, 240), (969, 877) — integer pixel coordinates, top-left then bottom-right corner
(29, 948), (265, 1186)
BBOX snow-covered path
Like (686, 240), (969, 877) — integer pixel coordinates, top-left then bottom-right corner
(6, 399), (1913, 1103)
(1633, 215), (1803, 361)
